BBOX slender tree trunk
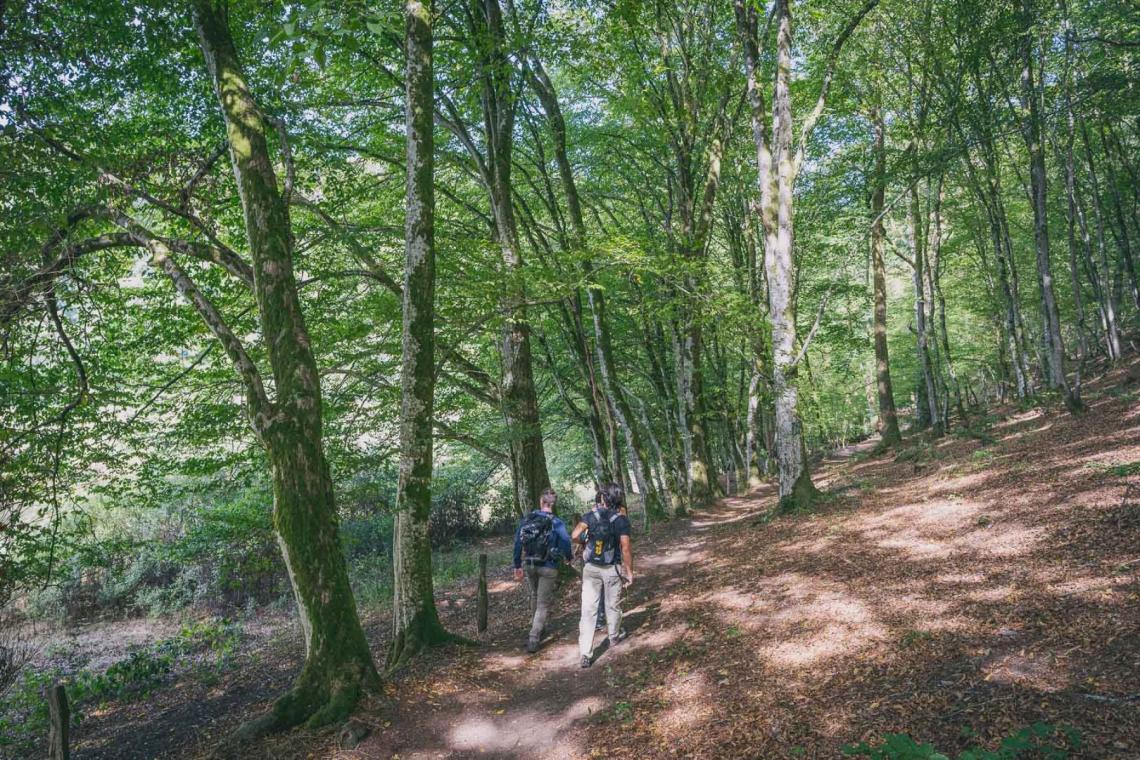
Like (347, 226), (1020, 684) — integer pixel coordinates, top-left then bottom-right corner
(869, 104), (901, 446)
(1061, 19), (1089, 372)
(1081, 120), (1122, 360)
(525, 56), (662, 515)
(1100, 123), (1140, 314)
(388, 0), (456, 670)
(910, 187), (941, 433)
(191, 0), (378, 735)
(472, 0), (551, 512)
(1020, 0), (1079, 411)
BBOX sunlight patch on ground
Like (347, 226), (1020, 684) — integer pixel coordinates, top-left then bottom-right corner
(656, 671), (713, 733)
(647, 547), (712, 568)
(739, 573), (889, 669)
(981, 652), (1072, 693)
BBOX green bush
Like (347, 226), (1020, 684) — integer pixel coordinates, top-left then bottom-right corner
(0, 617), (242, 756)
(844, 724), (1081, 760)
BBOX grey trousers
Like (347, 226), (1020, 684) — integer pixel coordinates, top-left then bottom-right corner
(525, 564), (558, 644)
(579, 562), (623, 657)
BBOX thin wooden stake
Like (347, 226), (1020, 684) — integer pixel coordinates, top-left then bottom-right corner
(48, 682), (70, 760)
(477, 553), (488, 633)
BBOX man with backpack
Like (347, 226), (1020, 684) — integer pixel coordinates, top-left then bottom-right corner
(513, 487), (572, 653)
(571, 482), (633, 668)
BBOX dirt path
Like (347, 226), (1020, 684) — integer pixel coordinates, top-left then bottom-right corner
(343, 489), (775, 759)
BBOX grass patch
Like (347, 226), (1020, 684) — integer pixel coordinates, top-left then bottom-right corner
(1085, 460), (1140, 478)
(350, 541), (513, 608)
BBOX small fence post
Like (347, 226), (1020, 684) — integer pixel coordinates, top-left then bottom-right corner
(477, 553), (488, 633)
(48, 681), (70, 760)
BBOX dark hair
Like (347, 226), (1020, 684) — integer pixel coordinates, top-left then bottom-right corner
(600, 482), (625, 510)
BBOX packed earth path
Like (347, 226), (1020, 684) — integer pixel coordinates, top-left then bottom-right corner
(70, 361), (1140, 760)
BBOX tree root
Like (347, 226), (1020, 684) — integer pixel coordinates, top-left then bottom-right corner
(232, 658), (379, 742)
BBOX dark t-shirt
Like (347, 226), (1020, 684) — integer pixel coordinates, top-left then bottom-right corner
(583, 507), (631, 564)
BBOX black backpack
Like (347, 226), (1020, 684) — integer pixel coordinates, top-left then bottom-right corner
(584, 508), (621, 566)
(519, 511), (555, 563)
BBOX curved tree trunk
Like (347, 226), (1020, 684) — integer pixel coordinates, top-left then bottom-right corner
(191, 0), (378, 736)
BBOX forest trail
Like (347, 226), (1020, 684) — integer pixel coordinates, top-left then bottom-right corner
(69, 360), (1139, 760)
(320, 364), (1139, 760)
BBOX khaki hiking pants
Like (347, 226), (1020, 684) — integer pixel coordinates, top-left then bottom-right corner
(579, 562), (623, 657)
(525, 564), (558, 644)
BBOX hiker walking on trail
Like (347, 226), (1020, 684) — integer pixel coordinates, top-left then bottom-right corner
(513, 488), (573, 654)
(572, 482), (633, 668)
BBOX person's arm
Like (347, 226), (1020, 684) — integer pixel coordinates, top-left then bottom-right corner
(620, 535), (633, 585)
(513, 524), (524, 581)
(570, 520), (588, 542)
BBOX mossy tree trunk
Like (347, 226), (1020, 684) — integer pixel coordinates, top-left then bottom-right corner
(387, 0), (454, 670)
(190, 0), (378, 737)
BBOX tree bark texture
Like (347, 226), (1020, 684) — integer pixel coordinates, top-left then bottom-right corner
(191, 0), (378, 735)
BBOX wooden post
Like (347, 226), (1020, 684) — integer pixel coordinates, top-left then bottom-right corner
(48, 682), (70, 760)
(477, 553), (488, 633)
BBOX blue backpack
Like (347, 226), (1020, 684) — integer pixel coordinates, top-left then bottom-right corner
(519, 511), (556, 562)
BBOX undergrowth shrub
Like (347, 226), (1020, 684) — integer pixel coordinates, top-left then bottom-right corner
(0, 617), (241, 757)
(844, 723), (1081, 760)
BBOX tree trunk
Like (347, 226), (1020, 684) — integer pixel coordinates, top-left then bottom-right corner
(388, 0), (455, 670)
(1019, 0), (1079, 412)
(910, 186), (941, 433)
(769, 0), (819, 511)
(472, 0), (551, 513)
(525, 55), (663, 516)
(1100, 123), (1140, 314)
(1081, 121), (1122, 360)
(1061, 19), (1089, 373)
(191, 0), (378, 736)
(869, 104), (901, 446)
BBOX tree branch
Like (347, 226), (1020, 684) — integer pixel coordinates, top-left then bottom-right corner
(792, 0), (880, 179)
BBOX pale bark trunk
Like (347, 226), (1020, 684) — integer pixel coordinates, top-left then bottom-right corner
(389, 0), (455, 670)
(191, 0), (378, 735)
(769, 0), (818, 510)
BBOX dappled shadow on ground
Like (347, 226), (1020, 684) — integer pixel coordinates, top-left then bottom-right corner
(68, 360), (1140, 759)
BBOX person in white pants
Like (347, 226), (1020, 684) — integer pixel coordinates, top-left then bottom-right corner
(571, 482), (634, 668)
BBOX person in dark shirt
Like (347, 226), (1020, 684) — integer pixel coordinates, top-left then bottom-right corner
(512, 488), (572, 653)
(571, 482), (633, 667)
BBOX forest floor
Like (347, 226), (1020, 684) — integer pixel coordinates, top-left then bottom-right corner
(60, 358), (1140, 759)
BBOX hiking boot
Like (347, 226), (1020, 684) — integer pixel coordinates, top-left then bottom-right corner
(580, 655), (592, 669)
(608, 628), (628, 645)
(525, 638), (539, 654)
